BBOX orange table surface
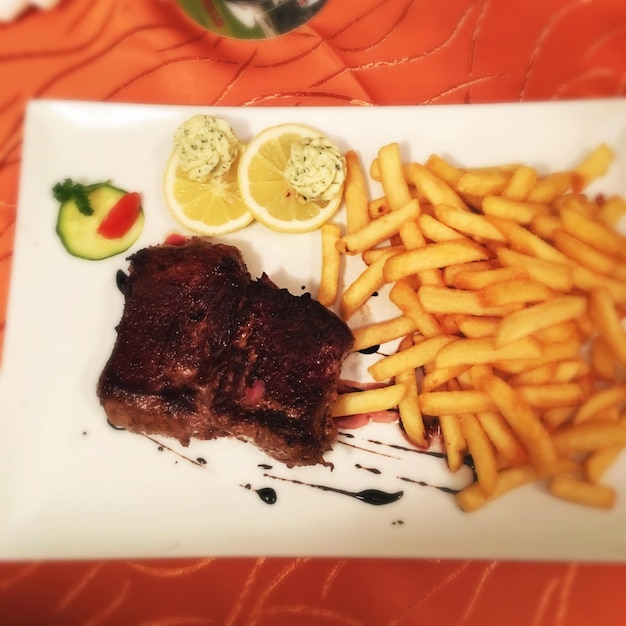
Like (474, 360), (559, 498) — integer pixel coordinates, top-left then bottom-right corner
(2, 1), (626, 624)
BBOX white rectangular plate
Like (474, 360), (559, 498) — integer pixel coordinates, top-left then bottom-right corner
(2, 98), (626, 562)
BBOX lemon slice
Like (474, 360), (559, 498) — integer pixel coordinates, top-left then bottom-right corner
(163, 150), (254, 236)
(237, 123), (344, 233)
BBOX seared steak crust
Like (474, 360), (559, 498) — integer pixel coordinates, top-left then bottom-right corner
(98, 238), (354, 466)
(210, 274), (354, 465)
(98, 239), (250, 445)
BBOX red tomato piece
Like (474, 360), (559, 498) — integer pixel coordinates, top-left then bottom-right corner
(97, 192), (142, 239)
(164, 233), (188, 246)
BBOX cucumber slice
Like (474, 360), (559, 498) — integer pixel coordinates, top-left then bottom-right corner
(56, 183), (144, 260)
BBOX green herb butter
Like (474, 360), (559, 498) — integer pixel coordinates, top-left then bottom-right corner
(284, 136), (346, 203)
(173, 114), (241, 182)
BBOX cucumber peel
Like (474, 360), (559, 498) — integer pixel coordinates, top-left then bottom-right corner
(55, 182), (144, 260)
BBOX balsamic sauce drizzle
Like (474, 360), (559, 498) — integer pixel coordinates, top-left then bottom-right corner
(142, 435), (207, 467)
(398, 476), (460, 495)
(338, 439), (400, 459)
(263, 473), (403, 506)
(355, 464), (382, 475)
(243, 484), (278, 504)
(358, 345), (380, 355)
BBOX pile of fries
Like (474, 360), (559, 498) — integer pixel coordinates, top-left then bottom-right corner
(319, 140), (626, 512)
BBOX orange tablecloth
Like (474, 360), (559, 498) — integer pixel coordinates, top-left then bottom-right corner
(2, 1), (626, 624)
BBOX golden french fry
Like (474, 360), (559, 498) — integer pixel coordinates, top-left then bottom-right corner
(542, 407), (575, 431)
(337, 199), (421, 255)
(478, 278), (554, 308)
(425, 153), (464, 186)
(476, 411), (528, 467)
(460, 413), (498, 496)
(508, 359), (588, 386)
(398, 217), (425, 249)
(529, 214), (562, 240)
(417, 213), (468, 243)
(517, 382), (587, 410)
(597, 194), (626, 228)
(575, 142), (615, 188)
(549, 475), (616, 509)
(570, 261), (626, 303)
(477, 373), (558, 475)
(434, 336), (542, 369)
(494, 333), (583, 374)
(487, 216), (569, 264)
(588, 286), (626, 367)
(377, 142), (413, 211)
(584, 446), (624, 483)
(450, 314), (499, 339)
(388, 279), (443, 338)
(351, 316), (420, 352)
(383, 240), (490, 283)
(439, 413), (466, 472)
(419, 390), (495, 416)
(330, 383), (406, 418)
(395, 337), (428, 448)
(434, 204), (505, 242)
(533, 320), (579, 344)
(527, 171), (576, 203)
(344, 150), (370, 234)
(551, 420), (626, 455)
(553, 229), (618, 276)
(361, 245), (405, 265)
(560, 205), (626, 257)
(573, 385), (626, 424)
(456, 459), (579, 512)
(368, 196), (391, 219)
(407, 162), (467, 212)
(368, 335), (455, 382)
(418, 285), (521, 317)
(495, 247), (573, 292)
(443, 260), (495, 287)
(456, 464), (537, 512)
(482, 195), (550, 224)
(339, 249), (398, 321)
(590, 335), (618, 382)
(494, 295), (587, 347)
(421, 364), (469, 392)
(317, 223), (342, 307)
(500, 166), (538, 201)
(456, 170), (509, 197)
(453, 266), (529, 291)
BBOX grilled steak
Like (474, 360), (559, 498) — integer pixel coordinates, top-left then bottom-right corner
(97, 237), (354, 466)
(210, 274), (354, 465)
(97, 238), (251, 445)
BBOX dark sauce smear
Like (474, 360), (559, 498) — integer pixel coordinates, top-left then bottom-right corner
(355, 463), (382, 475)
(264, 473), (403, 506)
(342, 432), (476, 478)
(398, 475), (460, 495)
(243, 483), (278, 505)
(342, 432), (474, 494)
(358, 345), (381, 355)
(258, 464), (273, 470)
(115, 269), (129, 293)
(143, 435), (206, 467)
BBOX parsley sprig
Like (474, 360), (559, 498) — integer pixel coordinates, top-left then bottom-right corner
(52, 179), (94, 216)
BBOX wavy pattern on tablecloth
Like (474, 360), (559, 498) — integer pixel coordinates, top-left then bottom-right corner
(3, 557), (626, 625)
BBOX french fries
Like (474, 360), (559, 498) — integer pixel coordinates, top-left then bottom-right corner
(325, 139), (626, 513)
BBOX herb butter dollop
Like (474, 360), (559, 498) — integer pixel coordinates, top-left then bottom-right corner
(284, 136), (346, 203)
(173, 114), (241, 183)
